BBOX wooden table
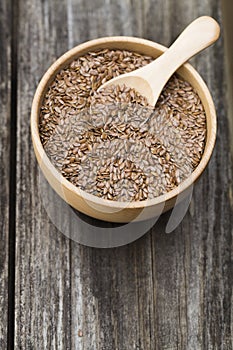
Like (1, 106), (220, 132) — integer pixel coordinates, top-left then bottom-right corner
(0, 0), (232, 349)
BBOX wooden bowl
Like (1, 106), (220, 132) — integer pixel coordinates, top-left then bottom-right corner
(31, 37), (217, 223)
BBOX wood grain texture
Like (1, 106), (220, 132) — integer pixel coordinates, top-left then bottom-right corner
(14, 1), (71, 349)
(14, 1), (232, 350)
(222, 0), (233, 155)
(0, 0), (11, 348)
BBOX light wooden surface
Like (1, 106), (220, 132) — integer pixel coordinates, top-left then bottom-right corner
(0, 0), (232, 349)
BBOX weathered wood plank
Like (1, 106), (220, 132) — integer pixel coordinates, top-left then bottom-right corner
(14, 1), (72, 349)
(0, 0), (11, 348)
(69, 1), (233, 350)
(222, 0), (233, 155)
(150, 2), (233, 349)
(14, 0), (232, 350)
(68, 3), (158, 348)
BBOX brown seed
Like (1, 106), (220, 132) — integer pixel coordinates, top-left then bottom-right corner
(78, 330), (83, 337)
(40, 48), (206, 202)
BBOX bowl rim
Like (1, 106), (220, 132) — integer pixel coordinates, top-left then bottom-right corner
(31, 36), (217, 209)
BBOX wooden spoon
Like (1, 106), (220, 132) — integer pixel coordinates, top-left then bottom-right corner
(99, 16), (220, 106)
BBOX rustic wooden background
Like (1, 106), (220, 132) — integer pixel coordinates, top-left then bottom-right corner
(0, 0), (232, 349)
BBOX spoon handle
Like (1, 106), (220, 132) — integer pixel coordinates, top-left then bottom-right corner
(138, 16), (220, 100)
(166, 16), (220, 64)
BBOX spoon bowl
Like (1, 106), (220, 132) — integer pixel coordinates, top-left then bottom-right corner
(99, 16), (220, 106)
